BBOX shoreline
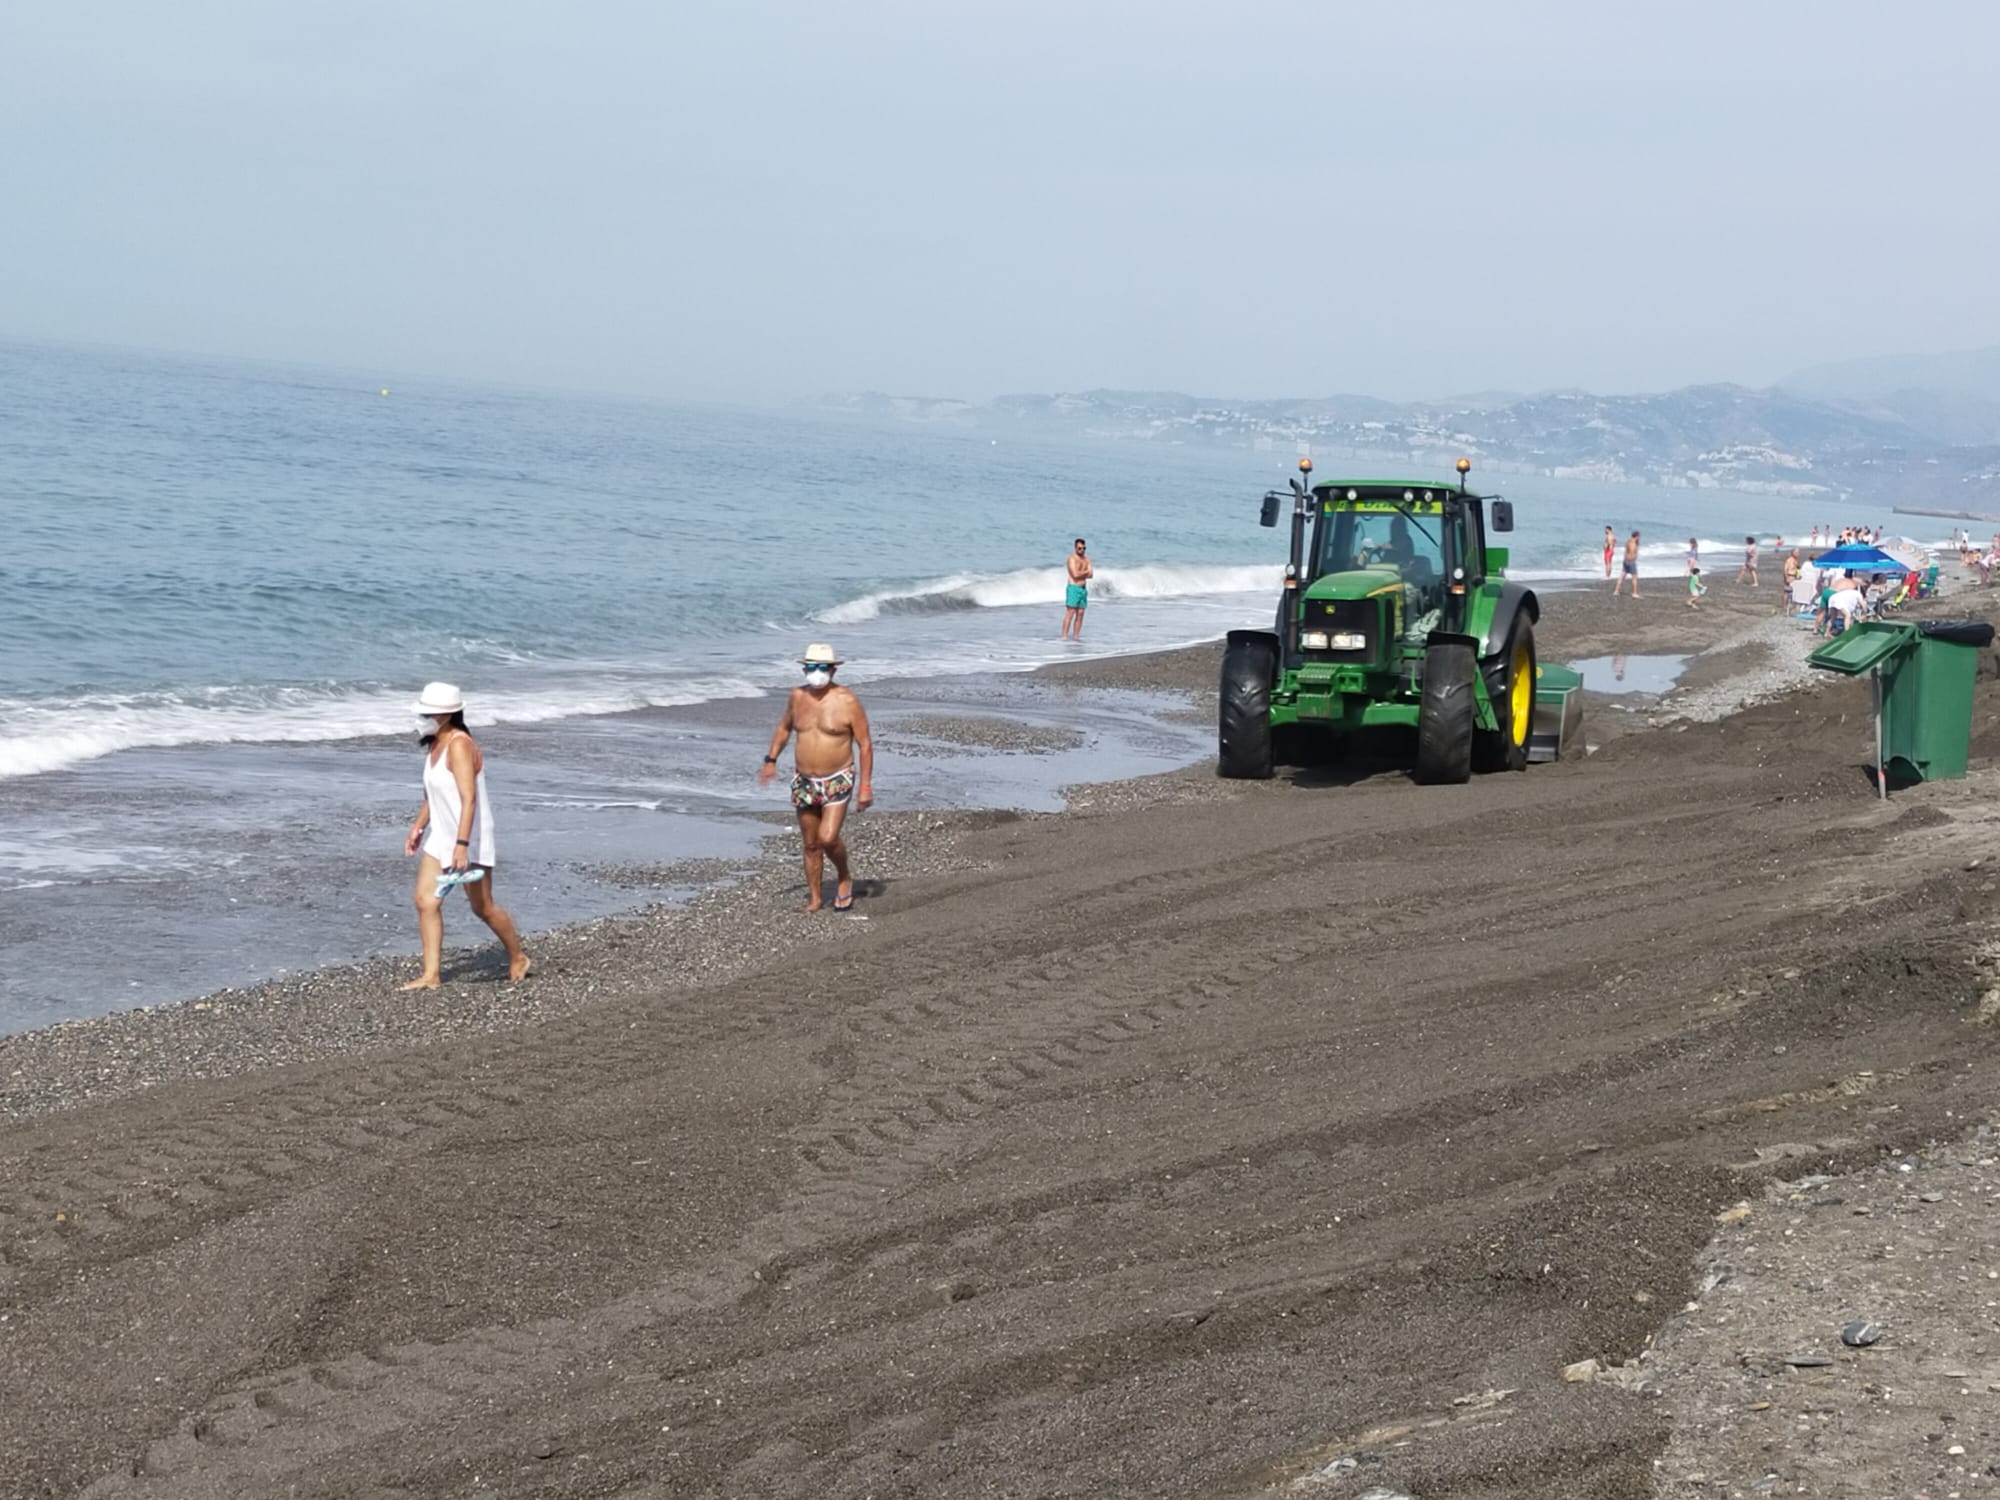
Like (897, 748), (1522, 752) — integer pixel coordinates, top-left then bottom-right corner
(5, 568), (1986, 1116)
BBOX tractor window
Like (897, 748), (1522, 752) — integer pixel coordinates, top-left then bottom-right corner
(1316, 509), (1444, 587)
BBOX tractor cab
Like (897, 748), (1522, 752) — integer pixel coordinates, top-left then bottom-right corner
(1302, 487), (1459, 668)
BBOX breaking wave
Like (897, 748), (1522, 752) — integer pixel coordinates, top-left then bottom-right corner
(815, 563), (1279, 625)
(0, 675), (767, 782)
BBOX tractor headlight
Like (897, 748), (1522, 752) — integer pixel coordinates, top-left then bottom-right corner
(1300, 630), (1330, 650)
(1329, 631), (1366, 651)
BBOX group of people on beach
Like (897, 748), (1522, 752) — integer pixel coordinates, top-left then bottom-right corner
(1603, 526), (1776, 608)
(1951, 529), (2000, 587)
(1809, 525), (1887, 548)
(404, 537), (1111, 987)
(405, 644), (878, 986)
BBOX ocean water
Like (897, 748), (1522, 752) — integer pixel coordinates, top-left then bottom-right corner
(0, 340), (1911, 1031)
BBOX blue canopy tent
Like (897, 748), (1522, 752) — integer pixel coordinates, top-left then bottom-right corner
(1812, 544), (1904, 572)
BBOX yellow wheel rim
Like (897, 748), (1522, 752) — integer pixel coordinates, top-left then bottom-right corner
(1509, 639), (1533, 745)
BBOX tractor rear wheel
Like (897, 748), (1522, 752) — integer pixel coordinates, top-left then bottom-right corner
(1414, 639), (1476, 784)
(1218, 636), (1277, 779)
(1473, 619), (1538, 773)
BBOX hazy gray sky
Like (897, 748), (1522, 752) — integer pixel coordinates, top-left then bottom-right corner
(5, 1), (1996, 403)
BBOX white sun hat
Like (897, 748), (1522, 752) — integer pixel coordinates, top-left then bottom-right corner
(414, 681), (465, 715)
(799, 643), (844, 665)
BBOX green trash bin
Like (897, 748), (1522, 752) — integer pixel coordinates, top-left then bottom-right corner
(1882, 621), (1992, 782)
(1808, 619), (1991, 790)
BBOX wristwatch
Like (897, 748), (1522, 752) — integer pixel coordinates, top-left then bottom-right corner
(763, 755), (778, 764)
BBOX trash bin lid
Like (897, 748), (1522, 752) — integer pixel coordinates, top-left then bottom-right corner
(1808, 621), (1918, 675)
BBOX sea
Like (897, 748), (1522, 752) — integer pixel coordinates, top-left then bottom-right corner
(0, 339), (1899, 1034)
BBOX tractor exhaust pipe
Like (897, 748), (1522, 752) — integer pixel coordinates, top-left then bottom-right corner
(1285, 457), (1312, 661)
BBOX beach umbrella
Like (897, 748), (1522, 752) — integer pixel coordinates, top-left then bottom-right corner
(1812, 544), (1903, 572)
(1877, 537), (1927, 571)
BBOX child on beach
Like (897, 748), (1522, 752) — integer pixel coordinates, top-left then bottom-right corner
(1687, 566), (1706, 609)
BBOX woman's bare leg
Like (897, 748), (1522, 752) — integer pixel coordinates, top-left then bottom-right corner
(465, 867), (531, 980)
(403, 854), (445, 990)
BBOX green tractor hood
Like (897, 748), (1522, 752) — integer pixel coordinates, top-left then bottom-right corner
(1301, 566), (1405, 603)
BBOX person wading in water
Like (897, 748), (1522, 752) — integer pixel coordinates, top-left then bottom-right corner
(757, 644), (875, 913)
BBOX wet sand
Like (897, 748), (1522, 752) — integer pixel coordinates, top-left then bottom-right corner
(6, 577), (2000, 1497)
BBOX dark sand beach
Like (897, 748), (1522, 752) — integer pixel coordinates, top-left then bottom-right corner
(8, 576), (2000, 1497)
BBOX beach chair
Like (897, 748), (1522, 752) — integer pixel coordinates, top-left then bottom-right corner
(1917, 564), (1942, 599)
(1787, 576), (1817, 620)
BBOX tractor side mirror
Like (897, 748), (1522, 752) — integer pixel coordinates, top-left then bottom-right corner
(1259, 493), (1283, 528)
(1489, 500), (1514, 533)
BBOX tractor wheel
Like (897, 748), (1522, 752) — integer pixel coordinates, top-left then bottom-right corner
(1473, 619), (1538, 773)
(1218, 636), (1277, 779)
(1414, 639), (1476, 784)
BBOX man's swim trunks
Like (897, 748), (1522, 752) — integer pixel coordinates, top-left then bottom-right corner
(1065, 583), (1088, 609)
(791, 766), (856, 810)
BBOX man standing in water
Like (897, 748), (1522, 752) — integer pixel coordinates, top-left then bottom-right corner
(758, 643), (875, 913)
(1061, 537), (1094, 640)
(1612, 529), (1642, 598)
(1602, 525), (1616, 580)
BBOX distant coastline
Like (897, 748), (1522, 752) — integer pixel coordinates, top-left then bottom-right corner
(808, 373), (2000, 506)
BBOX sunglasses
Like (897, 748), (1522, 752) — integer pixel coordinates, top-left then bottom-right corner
(802, 662), (833, 672)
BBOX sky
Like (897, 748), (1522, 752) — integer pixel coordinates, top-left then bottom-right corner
(4, 0), (1997, 405)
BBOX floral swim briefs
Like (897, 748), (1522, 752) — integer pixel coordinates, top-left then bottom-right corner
(791, 766), (856, 810)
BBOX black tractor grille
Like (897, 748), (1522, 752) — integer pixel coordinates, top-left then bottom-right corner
(1300, 597), (1381, 663)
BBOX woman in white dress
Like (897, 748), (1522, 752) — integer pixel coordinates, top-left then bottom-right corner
(401, 682), (530, 989)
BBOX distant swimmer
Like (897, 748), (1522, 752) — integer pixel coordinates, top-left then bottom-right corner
(1612, 530), (1641, 598)
(1603, 525), (1615, 580)
(1061, 537), (1094, 641)
(758, 644), (875, 914)
(401, 683), (531, 990)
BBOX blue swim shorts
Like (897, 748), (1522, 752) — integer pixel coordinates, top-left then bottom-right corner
(1065, 583), (1088, 609)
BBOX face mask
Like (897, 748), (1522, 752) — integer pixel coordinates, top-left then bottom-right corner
(803, 668), (832, 688)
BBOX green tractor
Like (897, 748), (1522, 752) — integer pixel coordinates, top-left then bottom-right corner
(1219, 457), (1564, 783)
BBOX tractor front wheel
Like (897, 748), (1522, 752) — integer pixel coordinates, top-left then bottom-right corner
(1414, 639), (1476, 784)
(1473, 619), (1538, 773)
(1218, 636), (1277, 779)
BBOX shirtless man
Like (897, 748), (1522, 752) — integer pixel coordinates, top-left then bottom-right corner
(1061, 537), (1094, 640)
(1602, 525), (1616, 579)
(757, 643), (875, 913)
(1612, 529), (1641, 598)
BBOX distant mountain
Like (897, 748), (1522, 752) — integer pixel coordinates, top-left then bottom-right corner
(806, 372), (2000, 505)
(1781, 345), (2000, 405)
